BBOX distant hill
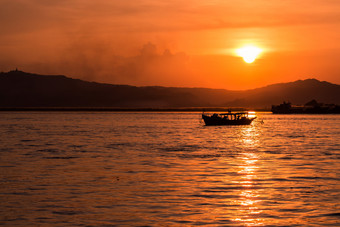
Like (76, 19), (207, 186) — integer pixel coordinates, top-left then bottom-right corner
(1, 70), (339, 109)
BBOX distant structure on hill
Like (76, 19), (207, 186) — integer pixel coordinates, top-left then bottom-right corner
(271, 100), (340, 114)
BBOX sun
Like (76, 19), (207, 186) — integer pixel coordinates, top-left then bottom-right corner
(236, 45), (262, 63)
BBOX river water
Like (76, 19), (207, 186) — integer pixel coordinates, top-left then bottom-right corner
(0, 112), (339, 226)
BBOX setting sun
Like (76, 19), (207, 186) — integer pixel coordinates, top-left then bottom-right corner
(236, 46), (262, 63)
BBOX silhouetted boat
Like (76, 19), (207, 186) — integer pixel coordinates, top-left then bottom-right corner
(272, 100), (340, 114)
(202, 111), (256, 126)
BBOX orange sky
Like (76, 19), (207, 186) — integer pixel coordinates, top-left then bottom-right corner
(1, 0), (340, 90)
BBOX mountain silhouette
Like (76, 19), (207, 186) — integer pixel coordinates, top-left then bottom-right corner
(1, 70), (339, 109)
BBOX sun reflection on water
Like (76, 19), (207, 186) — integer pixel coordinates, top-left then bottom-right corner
(231, 152), (264, 226)
(241, 126), (260, 149)
(230, 125), (264, 226)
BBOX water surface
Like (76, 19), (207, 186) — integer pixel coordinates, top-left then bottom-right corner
(0, 112), (339, 226)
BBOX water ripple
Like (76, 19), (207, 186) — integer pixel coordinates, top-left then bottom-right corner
(0, 112), (339, 226)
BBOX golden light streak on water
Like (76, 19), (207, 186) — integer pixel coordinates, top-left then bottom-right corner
(231, 148), (264, 226)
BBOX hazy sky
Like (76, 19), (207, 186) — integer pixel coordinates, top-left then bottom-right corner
(1, 0), (340, 90)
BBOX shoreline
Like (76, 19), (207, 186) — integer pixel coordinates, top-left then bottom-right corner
(0, 107), (270, 112)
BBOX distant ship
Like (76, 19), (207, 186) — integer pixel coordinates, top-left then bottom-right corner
(202, 111), (256, 126)
(271, 100), (340, 114)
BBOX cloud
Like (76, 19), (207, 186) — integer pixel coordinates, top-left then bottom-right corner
(100, 42), (191, 86)
(16, 41), (192, 87)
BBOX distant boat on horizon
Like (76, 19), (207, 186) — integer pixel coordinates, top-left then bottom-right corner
(271, 100), (340, 114)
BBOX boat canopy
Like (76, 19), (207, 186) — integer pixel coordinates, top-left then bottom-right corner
(219, 112), (249, 116)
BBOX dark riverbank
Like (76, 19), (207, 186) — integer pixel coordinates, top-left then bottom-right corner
(0, 107), (269, 112)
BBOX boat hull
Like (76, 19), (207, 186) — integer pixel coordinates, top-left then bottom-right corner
(202, 114), (255, 126)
